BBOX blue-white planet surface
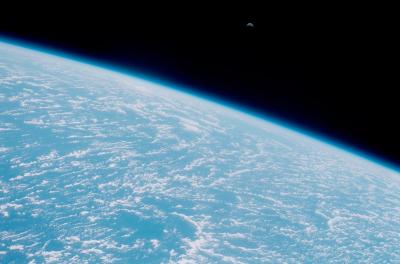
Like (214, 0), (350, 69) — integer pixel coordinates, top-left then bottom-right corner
(0, 40), (399, 263)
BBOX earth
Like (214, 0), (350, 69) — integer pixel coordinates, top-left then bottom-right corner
(0, 40), (399, 263)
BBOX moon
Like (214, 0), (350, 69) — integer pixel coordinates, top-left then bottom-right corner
(246, 22), (254, 28)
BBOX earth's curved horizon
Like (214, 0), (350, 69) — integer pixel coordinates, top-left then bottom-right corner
(0, 40), (399, 263)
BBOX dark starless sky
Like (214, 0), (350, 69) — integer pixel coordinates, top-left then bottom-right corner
(1, 4), (399, 168)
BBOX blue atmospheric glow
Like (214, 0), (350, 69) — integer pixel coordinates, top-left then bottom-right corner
(0, 36), (397, 173)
